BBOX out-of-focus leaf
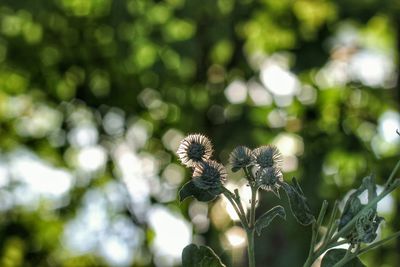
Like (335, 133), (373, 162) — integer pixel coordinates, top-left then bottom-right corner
(321, 249), (366, 267)
(179, 181), (217, 202)
(182, 244), (226, 267)
(255, 205), (286, 236)
(282, 178), (315, 226)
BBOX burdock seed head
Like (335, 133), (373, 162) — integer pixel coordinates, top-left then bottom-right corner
(192, 160), (227, 193)
(229, 146), (254, 172)
(256, 167), (283, 196)
(252, 145), (282, 169)
(177, 134), (213, 167)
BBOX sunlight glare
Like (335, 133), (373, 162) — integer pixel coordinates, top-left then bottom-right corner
(10, 149), (73, 197)
(378, 111), (400, 144)
(350, 50), (393, 87)
(68, 124), (99, 148)
(248, 81), (272, 106)
(77, 145), (107, 172)
(260, 64), (299, 96)
(148, 205), (192, 267)
(224, 80), (248, 104)
(225, 226), (246, 248)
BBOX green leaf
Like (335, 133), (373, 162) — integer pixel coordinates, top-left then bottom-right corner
(255, 205), (286, 236)
(282, 178), (315, 226)
(338, 175), (383, 243)
(321, 249), (366, 267)
(182, 244), (226, 267)
(179, 181), (217, 202)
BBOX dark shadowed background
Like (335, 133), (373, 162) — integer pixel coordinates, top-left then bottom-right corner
(0, 0), (399, 266)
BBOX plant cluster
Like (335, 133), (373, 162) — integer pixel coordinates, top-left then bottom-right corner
(176, 133), (400, 267)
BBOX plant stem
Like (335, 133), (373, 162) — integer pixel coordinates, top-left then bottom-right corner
(303, 201), (328, 267)
(303, 239), (349, 267)
(316, 200), (329, 229)
(234, 189), (247, 223)
(323, 201), (339, 244)
(244, 167), (254, 182)
(222, 187), (248, 229)
(249, 186), (257, 227)
(243, 165), (258, 267)
(247, 229), (255, 267)
(304, 229), (316, 266)
(384, 158), (400, 189)
(329, 230), (400, 267)
(357, 230), (400, 256)
(332, 245), (353, 267)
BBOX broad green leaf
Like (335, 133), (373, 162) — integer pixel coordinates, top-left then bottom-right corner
(182, 244), (226, 267)
(282, 178), (315, 226)
(321, 249), (366, 267)
(255, 205), (286, 236)
(179, 181), (217, 202)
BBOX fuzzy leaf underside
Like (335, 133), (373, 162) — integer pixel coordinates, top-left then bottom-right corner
(255, 205), (286, 236)
(321, 249), (366, 267)
(282, 178), (315, 226)
(179, 180), (218, 202)
(182, 244), (226, 267)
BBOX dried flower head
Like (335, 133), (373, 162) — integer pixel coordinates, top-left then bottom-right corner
(192, 160), (227, 193)
(256, 167), (283, 195)
(252, 145), (282, 169)
(229, 146), (254, 172)
(177, 134), (213, 167)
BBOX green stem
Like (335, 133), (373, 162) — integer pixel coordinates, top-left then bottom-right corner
(247, 229), (255, 267)
(384, 158), (400, 189)
(244, 167), (254, 182)
(303, 240), (349, 267)
(222, 187), (248, 229)
(332, 245), (353, 267)
(357, 230), (400, 256)
(249, 186), (257, 227)
(316, 200), (329, 228)
(333, 231), (400, 266)
(323, 201), (339, 244)
(303, 201), (328, 267)
(303, 222), (317, 267)
(245, 166), (256, 181)
(234, 189), (248, 224)
(244, 166), (258, 267)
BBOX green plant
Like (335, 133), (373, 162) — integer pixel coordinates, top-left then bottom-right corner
(177, 133), (400, 267)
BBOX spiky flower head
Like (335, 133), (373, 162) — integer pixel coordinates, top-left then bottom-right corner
(192, 160), (227, 193)
(229, 146), (254, 172)
(256, 167), (283, 195)
(252, 145), (282, 169)
(177, 134), (213, 167)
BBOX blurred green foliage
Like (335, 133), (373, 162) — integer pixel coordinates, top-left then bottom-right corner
(0, 0), (399, 266)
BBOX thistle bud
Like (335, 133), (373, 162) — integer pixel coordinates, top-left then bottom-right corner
(252, 145), (282, 169)
(192, 160), (227, 194)
(256, 167), (283, 195)
(229, 146), (254, 172)
(177, 134), (213, 167)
